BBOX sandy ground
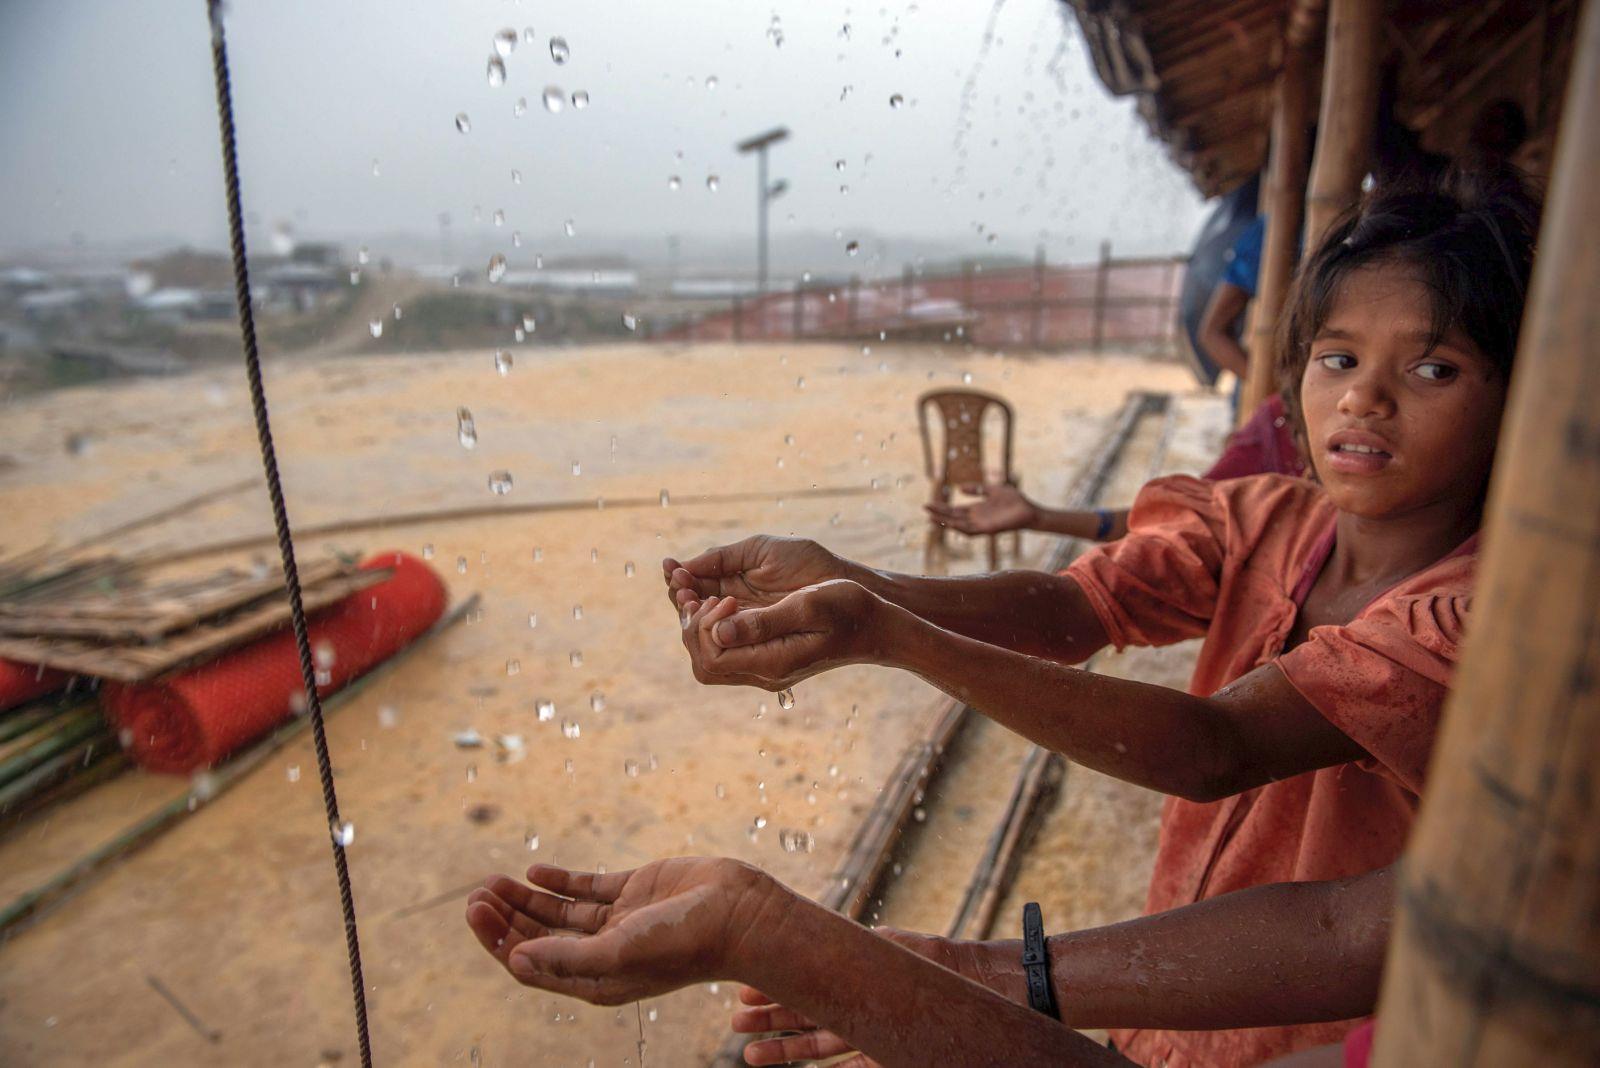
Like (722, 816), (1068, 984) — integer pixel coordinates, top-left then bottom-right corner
(0, 341), (1196, 1066)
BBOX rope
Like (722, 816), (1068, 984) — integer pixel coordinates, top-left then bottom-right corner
(203, 4), (373, 1064)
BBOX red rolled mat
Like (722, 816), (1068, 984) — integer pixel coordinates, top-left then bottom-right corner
(0, 659), (68, 712)
(103, 551), (447, 774)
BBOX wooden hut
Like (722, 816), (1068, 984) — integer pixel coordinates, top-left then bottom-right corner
(1068, 0), (1600, 1062)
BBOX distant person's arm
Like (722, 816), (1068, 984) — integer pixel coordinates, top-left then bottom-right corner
(1198, 280), (1252, 379)
(924, 483), (1129, 542)
(734, 867), (1393, 1064)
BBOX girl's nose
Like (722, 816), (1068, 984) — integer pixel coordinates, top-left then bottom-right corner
(1336, 372), (1396, 421)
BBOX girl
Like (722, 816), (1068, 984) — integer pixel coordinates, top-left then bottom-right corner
(467, 174), (1538, 1067)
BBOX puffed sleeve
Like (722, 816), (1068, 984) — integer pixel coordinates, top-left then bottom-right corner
(1065, 475), (1229, 650)
(1277, 591), (1471, 793)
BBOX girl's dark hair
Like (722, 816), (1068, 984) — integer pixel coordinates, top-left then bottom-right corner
(1276, 168), (1541, 437)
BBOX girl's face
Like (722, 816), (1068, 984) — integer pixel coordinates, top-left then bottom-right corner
(1300, 263), (1508, 521)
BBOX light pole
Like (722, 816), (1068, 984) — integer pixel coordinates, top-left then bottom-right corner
(736, 127), (790, 297)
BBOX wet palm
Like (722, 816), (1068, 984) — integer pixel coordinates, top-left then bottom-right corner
(924, 482), (1037, 535)
(664, 534), (844, 610)
(465, 858), (771, 1006)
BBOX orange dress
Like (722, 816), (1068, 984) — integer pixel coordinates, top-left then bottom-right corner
(1065, 473), (1474, 1068)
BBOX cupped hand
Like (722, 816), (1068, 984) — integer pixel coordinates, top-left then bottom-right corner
(662, 535), (846, 613)
(677, 579), (888, 691)
(730, 929), (1025, 1066)
(924, 482), (1037, 535)
(465, 857), (778, 1006)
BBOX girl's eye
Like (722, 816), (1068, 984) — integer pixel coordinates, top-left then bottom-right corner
(1316, 353), (1356, 371)
(1415, 361), (1458, 382)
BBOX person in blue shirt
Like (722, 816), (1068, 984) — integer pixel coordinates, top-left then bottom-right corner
(1197, 214), (1264, 388)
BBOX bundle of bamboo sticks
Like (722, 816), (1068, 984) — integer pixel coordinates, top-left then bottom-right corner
(0, 693), (124, 826)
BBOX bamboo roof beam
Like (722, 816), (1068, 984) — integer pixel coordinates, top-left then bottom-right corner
(1373, 0), (1600, 1060)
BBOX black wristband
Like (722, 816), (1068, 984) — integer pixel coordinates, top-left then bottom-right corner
(1021, 901), (1060, 1019)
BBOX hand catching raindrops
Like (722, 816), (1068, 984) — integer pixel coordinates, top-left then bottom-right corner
(663, 534), (848, 611)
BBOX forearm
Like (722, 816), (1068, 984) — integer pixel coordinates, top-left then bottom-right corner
(1201, 328), (1251, 379)
(881, 607), (1241, 801)
(1028, 507), (1129, 542)
(734, 886), (1128, 1068)
(1052, 869), (1391, 1029)
(846, 563), (1107, 663)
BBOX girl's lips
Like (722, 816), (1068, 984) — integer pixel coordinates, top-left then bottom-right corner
(1325, 443), (1393, 474)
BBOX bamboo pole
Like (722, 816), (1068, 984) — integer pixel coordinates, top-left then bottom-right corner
(1373, 5), (1600, 1062)
(1241, 43), (1314, 423)
(1302, 0), (1381, 245)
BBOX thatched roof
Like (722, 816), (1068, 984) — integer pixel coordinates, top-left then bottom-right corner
(1065, 0), (1580, 197)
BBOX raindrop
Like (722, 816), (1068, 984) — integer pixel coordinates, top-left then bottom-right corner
(571, 90), (590, 109)
(522, 313), (537, 332)
(525, 831), (541, 851)
(962, 371), (973, 384)
(393, 303), (403, 320)
(754, 815), (769, 829)
(493, 28), (518, 57)
(371, 159), (381, 177)
(623, 561), (636, 578)
(466, 763), (478, 783)
(621, 313), (638, 331)
(571, 460), (582, 477)
(486, 56), (507, 88)
(889, 93), (904, 108)
(494, 349), (514, 376)
(777, 688), (795, 710)
(331, 820), (356, 847)
(456, 556), (469, 574)
(561, 719), (582, 739)
(543, 86), (565, 113)
(505, 658), (521, 676)
(549, 36), (570, 64)
(379, 705), (399, 728)
(835, 159), (846, 172)
(624, 758), (641, 778)
(487, 254), (508, 284)
(453, 728), (485, 748)
(514, 96), (528, 117)
(357, 246), (371, 265)
(658, 488), (671, 507)
(795, 375), (806, 390)
(573, 604), (584, 621)
(912, 806), (927, 822)
(839, 184), (850, 196)
(589, 691), (606, 712)
(705, 75), (719, 91)
(845, 240), (860, 256)
(563, 218), (576, 237)
(536, 699), (556, 722)
(368, 318), (383, 339)
(511, 169), (522, 185)
(569, 649), (583, 668)
(457, 407), (478, 449)
(528, 612), (539, 629)
(286, 765), (300, 783)
(715, 782), (727, 799)
(779, 829), (815, 854)
(512, 231), (523, 248)
(533, 547), (545, 562)
(667, 175), (682, 191)
(455, 112), (472, 134)
(523, 27), (535, 43)
(705, 174), (720, 193)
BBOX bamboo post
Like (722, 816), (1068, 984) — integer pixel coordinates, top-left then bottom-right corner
(1303, 0), (1381, 245)
(1241, 43), (1314, 422)
(1091, 239), (1112, 350)
(1373, 5), (1600, 1062)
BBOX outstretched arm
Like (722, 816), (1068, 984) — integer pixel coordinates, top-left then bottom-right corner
(688, 585), (1364, 803)
(734, 868), (1392, 1065)
(924, 483), (1131, 542)
(465, 858), (1129, 1068)
(665, 535), (1112, 662)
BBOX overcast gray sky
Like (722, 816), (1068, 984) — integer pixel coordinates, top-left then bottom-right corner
(0, 0), (1208, 268)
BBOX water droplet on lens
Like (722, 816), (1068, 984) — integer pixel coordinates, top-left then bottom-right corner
(889, 93), (904, 108)
(571, 460), (582, 476)
(705, 75), (719, 91)
(331, 820), (356, 847)
(589, 691), (605, 712)
(494, 28), (517, 57)
(457, 407), (478, 449)
(494, 349), (514, 376)
(571, 90), (589, 109)
(486, 56), (506, 88)
(835, 159), (846, 172)
(511, 168), (522, 185)
(525, 831), (540, 850)
(487, 254), (507, 283)
(379, 704), (399, 728)
(572, 604), (584, 621)
(569, 650), (583, 667)
(505, 658), (521, 676)
(795, 375), (806, 390)
(286, 764), (300, 783)
(667, 175), (681, 191)
(845, 240), (859, 256)
(368, 317), (383, 338)
(536, 699), (556, 722)
(456, 556), (469, 574)
(777, 688), (795, 710)
(779, 828), (814, 853)
(621, 313), (637, 331)
(466, 763), (478, 783)
(563, 218), (576, 237)
(514, 96), (528, 117)
(455, 112), (472, 133)
(549, 36), (570, 63)
(705, 174), (720, 192)
(543, 86), (565, 112)
(912, 806), (927, 822)
(561, 719), (581, 739)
